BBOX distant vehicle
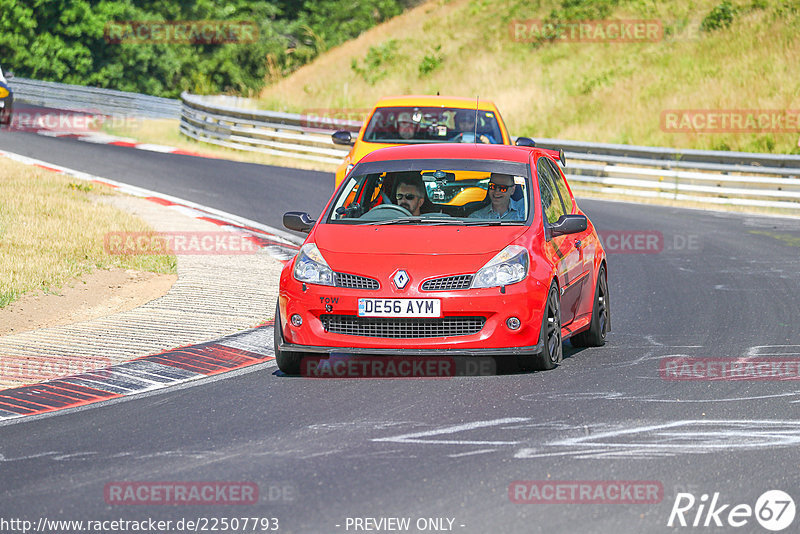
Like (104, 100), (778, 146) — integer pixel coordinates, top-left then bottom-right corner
(331, 95), (536, 188)
(0, 66), (13, 126)
(275, 143), (609, 376)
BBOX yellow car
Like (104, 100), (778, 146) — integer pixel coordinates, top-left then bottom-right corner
(332, 95), (527, 189)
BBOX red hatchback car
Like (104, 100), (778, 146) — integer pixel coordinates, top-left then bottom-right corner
(276, 143), (608, 375)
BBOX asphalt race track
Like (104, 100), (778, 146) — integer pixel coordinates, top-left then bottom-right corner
(1, 129), (800, 533)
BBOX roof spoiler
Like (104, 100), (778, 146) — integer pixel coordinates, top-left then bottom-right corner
(541, 147), (566, 167)
(515, 137), (566, 167)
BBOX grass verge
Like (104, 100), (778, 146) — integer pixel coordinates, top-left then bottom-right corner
(0, 157), (176, 308)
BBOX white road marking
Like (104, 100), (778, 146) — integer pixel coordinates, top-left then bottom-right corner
(543, 391), (800, 403)
(447, 449), (497, 458)
(134, 143), (177, 153)
(514, 419), (800, 459)
(747, 345), (800, 356)
(372, 417), (530, 445)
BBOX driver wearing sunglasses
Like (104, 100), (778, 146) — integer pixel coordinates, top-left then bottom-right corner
(394, 175), (426, 216)
(468, 173), (524, 220)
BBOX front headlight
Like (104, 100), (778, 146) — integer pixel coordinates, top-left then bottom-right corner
(293, 243), (335, 286)
(471, 245), (529, 288)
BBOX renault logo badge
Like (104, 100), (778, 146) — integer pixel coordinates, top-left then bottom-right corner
(392, 270), (410, 290)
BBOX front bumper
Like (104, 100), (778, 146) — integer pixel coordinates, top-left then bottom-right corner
(278, 340), (544, 356)
(278, 273), (549, 355)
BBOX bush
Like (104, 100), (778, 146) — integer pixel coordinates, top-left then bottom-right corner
(701, 1), (737, 32)
(351, 40), (400, 85)
(0, 0), (414, 98)
(418, 45), (443, 76)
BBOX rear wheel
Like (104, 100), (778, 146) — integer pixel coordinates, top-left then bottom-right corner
(273, 302), (302, 375)
(570, 266), (608, 348)
(518, 282), (562, 371)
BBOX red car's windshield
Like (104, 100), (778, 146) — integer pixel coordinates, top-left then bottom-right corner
(328, 164), (531, 225)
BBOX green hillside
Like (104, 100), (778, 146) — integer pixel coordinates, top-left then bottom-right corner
(258, 0), (800, 154)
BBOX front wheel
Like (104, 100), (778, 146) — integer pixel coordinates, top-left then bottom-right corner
(273, 302), (302, 375)
(570, 266), (609, 347)
(518, 282), (562, 371)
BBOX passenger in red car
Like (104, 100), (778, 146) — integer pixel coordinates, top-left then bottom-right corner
(468, 173), (524, 220)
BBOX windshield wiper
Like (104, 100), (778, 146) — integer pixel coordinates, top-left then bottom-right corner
(363, 217), (466, 226)
(461, 220), (524, 226)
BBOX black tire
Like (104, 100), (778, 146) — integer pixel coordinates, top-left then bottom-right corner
(273, 302), (302, 375)
(570, 266), (609, 348)
(0, 100), (11, 126)
(519, 281), (562, 371)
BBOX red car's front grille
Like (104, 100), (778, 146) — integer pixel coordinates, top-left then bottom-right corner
(320, 315), (485, 339)
(420, 274), (474, 291)
(335, 272), (380, 290)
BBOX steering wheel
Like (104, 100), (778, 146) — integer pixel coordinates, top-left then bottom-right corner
(368, 204), (413, 216)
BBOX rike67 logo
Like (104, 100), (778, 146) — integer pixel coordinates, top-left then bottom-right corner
(667, 490), (795, 531)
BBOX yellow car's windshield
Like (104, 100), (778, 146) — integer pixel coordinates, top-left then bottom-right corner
(363, 106), (503, 144)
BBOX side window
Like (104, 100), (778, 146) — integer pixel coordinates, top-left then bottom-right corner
(537, 161), (566, 226)
(546, 159), (574, 213)
(331, 179), (362, 219)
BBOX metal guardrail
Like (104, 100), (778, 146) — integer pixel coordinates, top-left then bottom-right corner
(12, 78), (181, 119)
(179, 92), (356, 164)
(535, 138), (800, 171)
(179, 93), (800, 210)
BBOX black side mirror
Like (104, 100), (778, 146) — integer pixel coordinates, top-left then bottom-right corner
(283, 211), (316, 233)
(331, 130), (353, 146)
(515, 137), (535, 147)
(558, 148), (566, 167)
(550, 214), (587, 237)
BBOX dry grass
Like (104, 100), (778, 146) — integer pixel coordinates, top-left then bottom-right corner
(113, 0), (799, 166)
(0, 157), (176, 308)
(257, 0), (800, 154)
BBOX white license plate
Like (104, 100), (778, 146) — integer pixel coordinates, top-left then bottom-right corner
(358, 298), (441, 317)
